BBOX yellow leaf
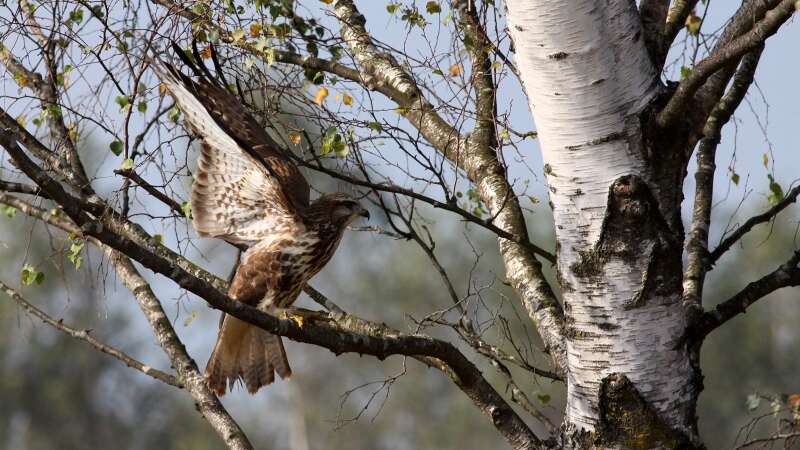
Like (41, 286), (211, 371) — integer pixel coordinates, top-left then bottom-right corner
(320, 0), (334, 3)
(200, 46), (212, 59)
(314, 87), (329, 105)
(67, 123), (79, 143)
(449, 63), (462, 77)
(342, 94), (353, 106)
(159, 82), (167, 96)
(685, 11), (701, 35)
(288, 133), (302, 145)
(16, 114), (26, 127)
(290, 315), (304, 327)
(250, 23), (263, 37)
(231, 28), (245, 43)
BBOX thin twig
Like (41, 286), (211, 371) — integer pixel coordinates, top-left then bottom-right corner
(0, 280), (182, 388)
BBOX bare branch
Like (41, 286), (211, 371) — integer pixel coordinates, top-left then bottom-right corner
(0, 21), (89, 186)
(692, 251), (800, 338)
(639, 0), (694, 67)
(656, 0), (796, 129)
(114, 168), (185, 216)
(0, 280), (182, 388)
(709, 184), (800, 265)
(491, 359), (557, 434)
(106, 250), (255, 450)
(663, 1), (701, 59)
(1, 127), (544, 449)
(683, 49), (762, 314)
(688, 0), (782, 136)
(301, 160), (556, 264)
(735, 432), (800, 449)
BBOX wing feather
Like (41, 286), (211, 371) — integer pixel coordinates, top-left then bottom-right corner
(151, 48), (309, 244)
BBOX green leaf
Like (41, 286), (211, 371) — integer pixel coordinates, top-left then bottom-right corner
(153, 234), (164, 245)
(366, 122), (383, 132)
(21, 264), (45, 286)
(68, 8), (84, 26)
(731, 172), (740, 185)
(401, 7), (427, 27)
(321, 127), (346, 157)
(746, 394), (761, 411)
(386, 2), (400, 14)
(535, 391), (551, 405)
(109, 140), (123, 156)
(67, 238), (85, 270)
(183, 310), (199, 327)
(0, 204), (16, 218)
(90, 5), (104, 19)
(168, 106), (181, 123)
(762, 153), (769, 167)
(425, 1), (441, 14)
(680, 66), (692, 79)
(181, 201), (192, 219)
(121, 158), (134, 170)
(137, 101), (148, 113)
(114, 95), (130, 110)
(767, 174), (783, 206)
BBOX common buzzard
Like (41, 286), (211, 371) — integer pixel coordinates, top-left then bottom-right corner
(152, 44), (369, 395)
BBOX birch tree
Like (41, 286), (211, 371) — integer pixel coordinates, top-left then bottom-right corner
(0, 0), (798, 449)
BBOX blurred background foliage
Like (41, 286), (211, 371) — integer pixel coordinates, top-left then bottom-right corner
(0, 1), (798, 449)
(1, 186), (797, 449)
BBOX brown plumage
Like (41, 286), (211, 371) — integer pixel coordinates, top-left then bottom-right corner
(153, 44), (369, 395)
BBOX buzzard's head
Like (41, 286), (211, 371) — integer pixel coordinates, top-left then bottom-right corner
(306, 192), (370, 230)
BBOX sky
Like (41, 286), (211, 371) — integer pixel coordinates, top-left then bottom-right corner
(1, 1), (799, 448)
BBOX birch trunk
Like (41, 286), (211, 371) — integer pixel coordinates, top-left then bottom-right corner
(506, 1), (700, 446)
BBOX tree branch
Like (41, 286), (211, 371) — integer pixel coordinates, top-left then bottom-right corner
(639, 0), (694, 68)
(300, 154), (556, 264)
(1, 131), (544, 449)
(656, 0), (796, 129)
(0, 280), (182, 388)
(682, 48), (762, 314)
(709, 184), (800, 265)
(114, 169), (185, 216)
(0, 23), (89, 187)
(692, 251), (800, 338)
(687, 0), (782, 138)
(662, 0), (701, 59)
(106, 250), (255, 450)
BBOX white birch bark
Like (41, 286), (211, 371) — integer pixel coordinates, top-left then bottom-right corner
(505, 0), (695, 439)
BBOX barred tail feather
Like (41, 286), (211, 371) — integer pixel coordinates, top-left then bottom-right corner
(205, 315), (292, 396)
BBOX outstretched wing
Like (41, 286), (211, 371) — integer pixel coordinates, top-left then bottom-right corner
(151, 45), (310, 245)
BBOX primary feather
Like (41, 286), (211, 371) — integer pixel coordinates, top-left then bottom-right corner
(152, 44), (367, 395)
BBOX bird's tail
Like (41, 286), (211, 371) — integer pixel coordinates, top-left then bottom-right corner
(205, 315), (291, 396)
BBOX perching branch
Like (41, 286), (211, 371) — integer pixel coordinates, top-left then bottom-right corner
(0, 280), (182, 388)
(0, 129), (544, 449)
